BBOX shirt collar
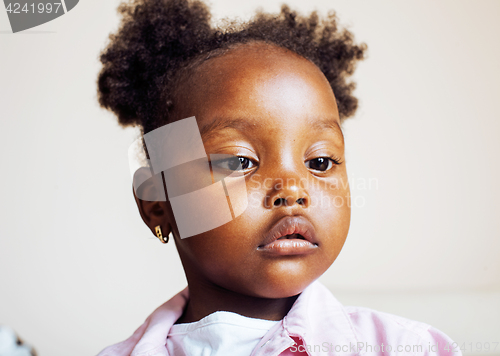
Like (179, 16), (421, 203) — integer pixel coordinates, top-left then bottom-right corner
(131, 287), (188, 356)
(131, 281), (358, 356)
(253, 280), (359, 356)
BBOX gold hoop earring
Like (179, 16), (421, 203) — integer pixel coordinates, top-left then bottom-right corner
(155, 225), (169, 244)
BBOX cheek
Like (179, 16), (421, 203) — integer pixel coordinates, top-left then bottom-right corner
(178, 222), (253, 271)
(310, 175), (351, 250)
(310, 173), (350, 213)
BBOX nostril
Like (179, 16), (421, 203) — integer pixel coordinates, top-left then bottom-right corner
(296, 198), (305, 205)
(274, 198), (286, 207)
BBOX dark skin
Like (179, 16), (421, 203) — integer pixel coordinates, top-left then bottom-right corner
(134, 42), (351, 323)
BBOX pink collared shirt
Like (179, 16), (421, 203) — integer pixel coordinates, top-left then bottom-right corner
(96, 281), (460, 356)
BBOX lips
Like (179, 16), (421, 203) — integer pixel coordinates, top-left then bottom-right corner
(257, 216), (318, 255)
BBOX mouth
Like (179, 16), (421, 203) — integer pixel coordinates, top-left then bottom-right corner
(274, 233), (313, 243)
(277, 233), (306, 240)
(257, 216), (318, 255)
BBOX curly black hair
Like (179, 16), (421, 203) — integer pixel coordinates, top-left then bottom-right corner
(97, 0), (366, 135)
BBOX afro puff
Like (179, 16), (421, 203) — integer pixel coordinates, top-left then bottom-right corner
(97, 0), (367, 134)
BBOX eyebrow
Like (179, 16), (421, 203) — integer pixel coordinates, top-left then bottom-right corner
(199, 117), (258, 139)
(310, 117), (342, 133)
(199, 116), (342, 139)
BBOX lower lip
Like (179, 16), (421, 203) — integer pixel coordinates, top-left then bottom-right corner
(257, 239), (318, 255)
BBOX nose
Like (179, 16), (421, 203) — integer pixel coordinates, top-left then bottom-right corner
(265, 178), (310, 209)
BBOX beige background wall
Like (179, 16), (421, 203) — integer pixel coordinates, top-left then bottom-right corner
(0, 1), (499, 355)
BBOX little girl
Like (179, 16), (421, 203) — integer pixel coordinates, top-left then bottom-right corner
(96, 0), (460, 355)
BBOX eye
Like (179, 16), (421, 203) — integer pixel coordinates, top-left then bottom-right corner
(305, 157), (336, 172)
(212, 156), (255, 171)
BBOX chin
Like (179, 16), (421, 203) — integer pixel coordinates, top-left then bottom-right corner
(259, 283), (313, 300)
(249, 273), (321, 299)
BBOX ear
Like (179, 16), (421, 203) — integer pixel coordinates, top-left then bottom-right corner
(132, 167), (173, 238)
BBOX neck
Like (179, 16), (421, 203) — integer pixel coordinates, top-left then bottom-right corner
(176, 277), (299, 324)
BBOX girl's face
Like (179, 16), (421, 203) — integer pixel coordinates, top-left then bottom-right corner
(163, 43), (350, 299)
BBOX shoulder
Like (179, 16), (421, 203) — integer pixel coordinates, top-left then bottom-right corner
(287, 282), (461, 355)
(96, 287), (189, 356)
(343, 305), (461, 355)
(344, 305), (431, 338)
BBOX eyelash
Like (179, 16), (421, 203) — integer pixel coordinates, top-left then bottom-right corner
(213, 155), (342, 173)
(305, 156), (343, 172)
(211, 156), (256, 171)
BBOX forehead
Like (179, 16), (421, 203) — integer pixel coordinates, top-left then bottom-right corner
(171, 42), (340, 135)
